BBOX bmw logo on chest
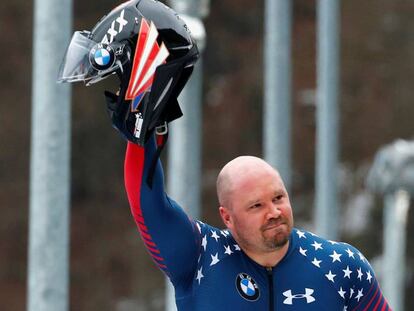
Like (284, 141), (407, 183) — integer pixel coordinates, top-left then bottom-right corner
(89, 43), (115, 71)
(235, 273), (260, 301)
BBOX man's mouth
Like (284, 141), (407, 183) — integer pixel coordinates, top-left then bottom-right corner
(262, 221), (285, 232)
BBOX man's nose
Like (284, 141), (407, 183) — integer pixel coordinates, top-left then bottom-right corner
(266, 203), (281, 219)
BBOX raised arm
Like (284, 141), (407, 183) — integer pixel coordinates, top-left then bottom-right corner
(124, 137), (201, 286)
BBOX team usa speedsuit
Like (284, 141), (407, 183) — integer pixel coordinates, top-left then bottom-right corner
(124, 137), (391, 311)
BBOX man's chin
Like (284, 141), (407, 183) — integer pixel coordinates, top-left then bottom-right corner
(264, 228), (291, 249)
(273, 236), (289, 249)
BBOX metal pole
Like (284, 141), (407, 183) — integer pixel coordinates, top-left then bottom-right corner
(315, 0), (340, 239)
(28, 0), (72, 310)
(166, 2), (208, 310)
(168, 0), (210, 18)
(263, 0), (292, 189)
(383, 190), (409, 311)
(167, 59), (203, 220)
(165, 59), (203, 311)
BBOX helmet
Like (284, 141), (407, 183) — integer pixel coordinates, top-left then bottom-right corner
(58, 0), (199, 145)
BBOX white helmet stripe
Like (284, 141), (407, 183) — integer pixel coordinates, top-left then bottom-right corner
(129, 21), (160, 95)
(136, 42), (169, 93)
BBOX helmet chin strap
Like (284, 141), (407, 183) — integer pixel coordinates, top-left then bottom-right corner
(146, 124), (169, 189)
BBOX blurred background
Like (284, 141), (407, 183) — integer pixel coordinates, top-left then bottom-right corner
(1, 0), (413, 310)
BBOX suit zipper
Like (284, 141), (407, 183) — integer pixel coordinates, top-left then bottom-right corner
(267, 267), (274, 311)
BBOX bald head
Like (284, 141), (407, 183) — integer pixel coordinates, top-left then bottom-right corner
(216, 156), (282, 209)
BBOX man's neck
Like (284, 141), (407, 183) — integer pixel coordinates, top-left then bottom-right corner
(243, 241), (290, 268)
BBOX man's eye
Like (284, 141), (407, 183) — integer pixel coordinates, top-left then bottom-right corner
(251, 203), (261, 209)
(273, 195), (283, 202)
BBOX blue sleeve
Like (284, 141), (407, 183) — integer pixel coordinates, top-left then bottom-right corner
(124, 137), (201, 287)
(340, 244), (392, 310)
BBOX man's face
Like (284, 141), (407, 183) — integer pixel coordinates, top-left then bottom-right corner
(219, 163), (293, 256)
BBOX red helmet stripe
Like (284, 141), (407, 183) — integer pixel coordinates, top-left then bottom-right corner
(125, 19), (169, 104)
(133, 41), (161, 95)
(125, 18), (150, 99)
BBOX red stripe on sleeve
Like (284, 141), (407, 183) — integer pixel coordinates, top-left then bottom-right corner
(362, 286), (379, 311)
(124, 142), (168, 273)
(372, 296), (382, 310)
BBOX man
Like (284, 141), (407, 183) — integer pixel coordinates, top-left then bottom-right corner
(58, 1), (391, 309)
(124, 136), (392, 310)
(217, 155), (293, 268)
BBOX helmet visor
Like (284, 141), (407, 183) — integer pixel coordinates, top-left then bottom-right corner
(57, 31), (121, 84)
(57, 31), (96, 83)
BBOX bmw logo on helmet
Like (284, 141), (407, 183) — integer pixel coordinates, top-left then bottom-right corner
(89, 43), (115, 71)
(235, 273), (260, 301)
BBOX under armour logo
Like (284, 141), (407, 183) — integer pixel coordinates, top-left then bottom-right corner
(101, 9), (128, 44)
(283, 288), (316, 305)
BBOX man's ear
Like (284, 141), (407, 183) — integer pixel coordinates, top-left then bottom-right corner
(219, 206), (232, 227)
